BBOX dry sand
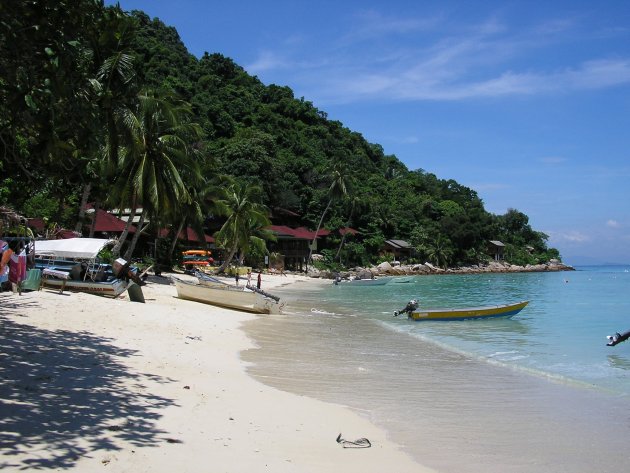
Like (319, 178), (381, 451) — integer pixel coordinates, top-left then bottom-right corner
(0, 273), (433, 472)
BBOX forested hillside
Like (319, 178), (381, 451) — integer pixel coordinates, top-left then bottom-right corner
(0, 1), (560, 268)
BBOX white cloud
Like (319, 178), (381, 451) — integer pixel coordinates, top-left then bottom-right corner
(549, 230), (591, 243)
(266, 10), (630, 104)
(341, 10), (441, 44)
(246, 51), (289, 74)
(336, 58), (630, 102)
(606, 219), (621, 228)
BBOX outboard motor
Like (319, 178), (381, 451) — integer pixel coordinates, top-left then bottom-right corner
(607, 329), (630, 346)
(112, 258), (131, 280)
(112, 258), (144, 285)
(394, 299), (419, 317)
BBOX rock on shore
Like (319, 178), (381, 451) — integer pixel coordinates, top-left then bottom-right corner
(310, 259), (574, 279)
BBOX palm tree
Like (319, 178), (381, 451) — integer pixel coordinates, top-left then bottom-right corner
(165, 177), (222, 260)
(91, 6), (138, 170)
(108, 89), (201, 259)
(214, 181), (272, 273)
(75, 7), (138, 233)
(335, 196), (359, 262)
(427, 235), (454, 269)
(308, 163), (348, 262)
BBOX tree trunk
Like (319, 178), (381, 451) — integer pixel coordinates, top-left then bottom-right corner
(217, 243), (238, 274)
(169, 219), (186, 259)
(336, 202), (356, 261)
(335, 231), (348, 261)
(75, 183), (92, 234)
(112, 201), (137, 258)
(89, 200), (100, 238)
(124, 208), (146, 261)
(307, 198), (331, 263)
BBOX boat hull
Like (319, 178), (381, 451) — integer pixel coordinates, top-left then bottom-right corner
(41, 276), (128, 297)
(173, 277), (283, 314)
(339, 277), (393, 286)
(409, 300), (529, 321)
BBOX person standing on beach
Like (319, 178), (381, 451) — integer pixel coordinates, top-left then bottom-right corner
(257, 272), (262, 289)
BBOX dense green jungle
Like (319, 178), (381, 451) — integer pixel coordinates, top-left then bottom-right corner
(0, 1), (560, 269)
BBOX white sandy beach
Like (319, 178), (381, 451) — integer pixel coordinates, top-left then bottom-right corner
(0, 273), (433, 472)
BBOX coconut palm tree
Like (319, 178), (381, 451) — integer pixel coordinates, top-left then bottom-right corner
(165, 176), (224, 260)
(335, 196), (359, 262)
(427, 235), (454, 269)
(75, 7), (138, 233)
(108, 89), (201, 259)
(308, 163), (348, 262)
(213, 181), (272, 273)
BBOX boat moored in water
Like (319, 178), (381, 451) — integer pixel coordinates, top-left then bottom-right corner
(409, 300), (529, 321)
(335, 276), (393, 286)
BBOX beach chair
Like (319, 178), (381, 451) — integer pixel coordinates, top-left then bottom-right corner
(21, 268), (42, 291)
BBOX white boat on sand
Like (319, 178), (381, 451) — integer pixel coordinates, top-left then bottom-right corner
(173, 275), (284, 314)
(35, 238), (144, 301)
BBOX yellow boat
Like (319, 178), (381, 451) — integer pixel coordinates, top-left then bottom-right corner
(409, 300), (529, 321)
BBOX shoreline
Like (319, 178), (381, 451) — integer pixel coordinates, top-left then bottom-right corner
(241, 273), (630, 473)
(0, 273), (432, 472)
(310, 259), (575, 280)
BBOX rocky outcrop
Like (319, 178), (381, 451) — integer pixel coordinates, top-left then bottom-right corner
(313, 260), (574, 279)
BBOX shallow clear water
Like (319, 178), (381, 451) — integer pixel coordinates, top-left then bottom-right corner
(242, 267), (630, 473)
(323, 266), (630, 395)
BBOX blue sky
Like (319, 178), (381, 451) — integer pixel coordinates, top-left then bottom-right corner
(108, 0), (630, 265)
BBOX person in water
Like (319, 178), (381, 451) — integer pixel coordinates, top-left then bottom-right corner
(394, 299), (419, 317)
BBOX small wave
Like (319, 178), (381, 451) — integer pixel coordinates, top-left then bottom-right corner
(487, 350), (518, 358)
(310, 308), (336, 315)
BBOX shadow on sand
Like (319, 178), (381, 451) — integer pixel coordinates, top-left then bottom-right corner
(0, 296), (177, 470)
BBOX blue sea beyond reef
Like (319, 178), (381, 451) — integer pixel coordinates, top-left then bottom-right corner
(243, 265), (630, 473)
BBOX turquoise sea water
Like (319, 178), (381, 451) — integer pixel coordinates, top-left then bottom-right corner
(324, 265), (630, 395)
(243, 266), (630, 473)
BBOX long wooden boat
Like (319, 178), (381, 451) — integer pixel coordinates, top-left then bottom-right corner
(173, 276), (284, 314)
(409, 300), (529, 321)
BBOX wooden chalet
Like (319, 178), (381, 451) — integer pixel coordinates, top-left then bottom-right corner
(488, 240), (505, 261)
(380, 239), (413, 262)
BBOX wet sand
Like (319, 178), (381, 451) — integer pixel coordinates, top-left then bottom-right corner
(242, 282), (630, 473)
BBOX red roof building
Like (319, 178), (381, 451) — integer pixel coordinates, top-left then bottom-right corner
(159, 227), (214, 244)
(92, 209), (136, 233)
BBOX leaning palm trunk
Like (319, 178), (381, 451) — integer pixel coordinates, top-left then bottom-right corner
(124, 208), (147, 261)
(89, 200), (100, 238)
(335, 231), (348, 261)
(169, 219), (186, 259)
(112, 204), (137, 258)
(75, 183), (92, 233)
(307, 199), (331, 263)
(217, 243), (238, 274)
